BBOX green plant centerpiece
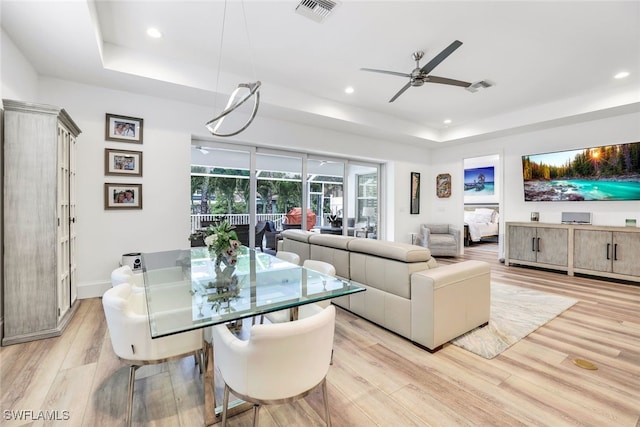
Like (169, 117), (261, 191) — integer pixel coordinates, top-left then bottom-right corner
(200, 220), (242, 267)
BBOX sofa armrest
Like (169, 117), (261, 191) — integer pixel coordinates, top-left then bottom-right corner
(410, 260), (490, 350)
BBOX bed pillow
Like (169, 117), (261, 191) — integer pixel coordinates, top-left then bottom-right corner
(464, 211), (476, 223)
(474, 208), (495, 223)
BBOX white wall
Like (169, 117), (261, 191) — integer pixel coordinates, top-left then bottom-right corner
(429, 112), (640, 251)
(1, 29), (38, 103)
(32, 77), (432, 297)
(3, 29), (638, 299)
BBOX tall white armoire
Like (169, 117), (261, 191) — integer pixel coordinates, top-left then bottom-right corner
(2, 99), (81, 345)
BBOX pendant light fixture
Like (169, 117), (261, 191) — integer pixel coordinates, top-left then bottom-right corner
(205, 0), (261, 137)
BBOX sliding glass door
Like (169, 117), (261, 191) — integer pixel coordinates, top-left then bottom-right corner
(191, 140), (381, 242)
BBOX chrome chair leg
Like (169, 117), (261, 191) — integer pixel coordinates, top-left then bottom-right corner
(322, 378), (331, 427)
(221, 384), (230, 427)
(126, 365), (139, 427)
(252, 404), (261, 427)
(196, 350), (204, 375)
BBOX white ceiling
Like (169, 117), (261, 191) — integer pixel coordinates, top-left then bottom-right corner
(2, 1), (639, 147)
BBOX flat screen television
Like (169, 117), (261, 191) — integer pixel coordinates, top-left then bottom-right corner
(522, 142), (640, 201)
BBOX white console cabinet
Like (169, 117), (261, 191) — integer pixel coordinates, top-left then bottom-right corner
(2, 100), (81, 345)
(506, 222), (640, 283)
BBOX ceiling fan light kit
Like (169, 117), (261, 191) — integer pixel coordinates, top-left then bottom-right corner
(361, 40), (493, 102)
(466, 79), (495, 93)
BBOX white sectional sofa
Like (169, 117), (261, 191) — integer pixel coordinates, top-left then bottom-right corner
(280, 230), (491, 352)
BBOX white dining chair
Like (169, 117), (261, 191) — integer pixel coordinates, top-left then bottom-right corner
(275, 250), (301, 265)
(102, 282), (203, 427)
(110, 265), (144, 290)
(264, 260), (336, 324)
(213, 305), (336, 426)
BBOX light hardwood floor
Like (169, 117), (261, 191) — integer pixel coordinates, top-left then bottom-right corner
(1, 244), (639, 426)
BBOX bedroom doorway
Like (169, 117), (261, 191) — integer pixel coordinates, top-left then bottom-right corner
(463, 154), (503, 260)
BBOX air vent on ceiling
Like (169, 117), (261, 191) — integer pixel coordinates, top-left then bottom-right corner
(465, 79), (495, 93)
(295, 0), (337, 23)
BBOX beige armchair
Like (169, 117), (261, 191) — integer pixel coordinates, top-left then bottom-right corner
(416, 224), (460, 257)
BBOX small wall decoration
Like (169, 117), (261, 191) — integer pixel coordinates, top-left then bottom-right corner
(436, 173), (452, 198)
(105, 113), (144, 143)
(105, 148), (143, 177)
(105, 183), (143, 210)
(410, 172), (420, 214)
(531, 212), (540, 222)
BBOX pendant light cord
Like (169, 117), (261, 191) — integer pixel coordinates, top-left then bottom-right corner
(240, 0), (257, 81)
(214, 0), (229, 113)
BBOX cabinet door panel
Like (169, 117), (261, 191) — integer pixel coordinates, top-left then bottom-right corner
(612, 232), (640, 276)
(508, 226), (537, 262)
(536, 227), (568, 266)
(574, 230), (612, 273)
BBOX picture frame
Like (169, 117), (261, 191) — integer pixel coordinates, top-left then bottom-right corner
(436, 173), (452, 198)
(105, 183), (143, 210)
(410, 172), (420, 214)
(105, 148), (143, 177)
(105, 113), (144, 143)
(463, 154), (499, 205)
(531, 212), (540, 222)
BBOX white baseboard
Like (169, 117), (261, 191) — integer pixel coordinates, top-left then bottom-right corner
(78, 281), (111, 299)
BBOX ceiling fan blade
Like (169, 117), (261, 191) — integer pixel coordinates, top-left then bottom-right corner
(389, 82), (412, 103)
(420, 40), (463, 75)
(361, 68), (411, 78)
(426, 75), (472, 87)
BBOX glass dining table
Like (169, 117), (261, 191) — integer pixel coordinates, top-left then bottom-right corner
(140, 246), (365, 426)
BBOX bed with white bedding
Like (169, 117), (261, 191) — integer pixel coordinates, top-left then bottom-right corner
(464, 206), (499, 244)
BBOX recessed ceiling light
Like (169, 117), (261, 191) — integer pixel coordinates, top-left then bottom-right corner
(614, 71), (630, 79)
(345, 86), (354, 94)
(444, 119), (452, 124)
(146, 28), (163, 39)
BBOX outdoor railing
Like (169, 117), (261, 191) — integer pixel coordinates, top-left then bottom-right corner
(191, 213), (286, 232)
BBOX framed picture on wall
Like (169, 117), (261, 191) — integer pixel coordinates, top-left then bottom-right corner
(410, 172), (420, 214)
(463, 165), (498, 204)
(105, 148), (143, 176)
(105, 183), (143, 210)
(436, 173), (452, 198)
(105, 113), (144, 143)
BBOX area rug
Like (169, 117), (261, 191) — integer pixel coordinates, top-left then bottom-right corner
(450, 283), (577, 359)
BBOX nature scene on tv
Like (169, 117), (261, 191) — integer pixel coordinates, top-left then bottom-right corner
(522, 142), (640, 201)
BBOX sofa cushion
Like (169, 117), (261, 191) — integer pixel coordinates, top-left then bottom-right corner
(307, 235), (355, 278)
(281, 229), (314, 242)
(348, 238), (432, 262)
(310, 245), (351, 279)
(350, 253), (433, 299)
(308, 234), (355, 249)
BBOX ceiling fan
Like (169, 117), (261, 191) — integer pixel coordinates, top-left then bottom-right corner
(361, 40), (473, 103)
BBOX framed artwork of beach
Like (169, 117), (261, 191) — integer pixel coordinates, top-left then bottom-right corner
(464, 154), (499, 205)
